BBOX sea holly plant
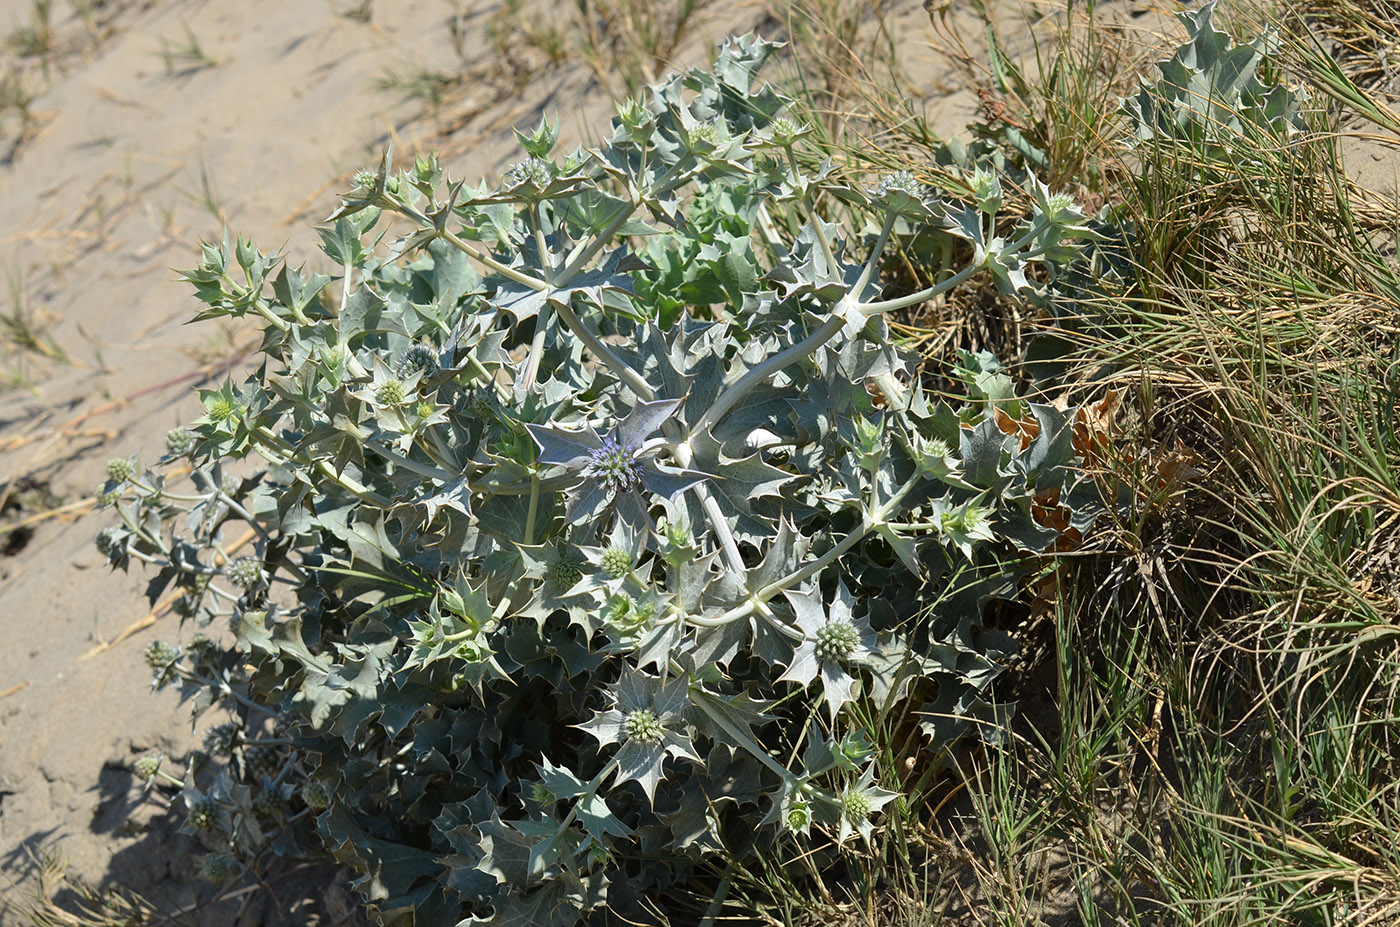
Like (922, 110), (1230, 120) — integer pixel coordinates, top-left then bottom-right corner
(98, 34), (1107, 926)
(1121, 0), (1307, 158)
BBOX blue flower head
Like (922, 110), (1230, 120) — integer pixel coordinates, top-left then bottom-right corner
(526, 398), (710, 524)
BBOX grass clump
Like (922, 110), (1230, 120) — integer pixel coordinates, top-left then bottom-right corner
(846, 1), (1400, 924)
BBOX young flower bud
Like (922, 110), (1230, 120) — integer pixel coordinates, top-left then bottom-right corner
(133, 755), (162, 782)
(623, 708), (665, 744)
(203, 722), (239, 756)
(235, 237), (259, 274)
(969, 166), (1003, 215)
(225, 556), (266, 591)
(659, 517), (698, 566)
(615, 97), (652, 137)
(144, 641), (178, 672)
(164, 427), (197, 458)
(204, 395), (238, 423)
(197, 851), (241, 883)
(242, 745), (282, 780)
(251, 792), (282, 822)
(814, 620), (859, 664)
(301, 779), (331, 811)
(785, 798), (812, 834)
(106, 457), (136, 483)
(187, 796), (221, 831)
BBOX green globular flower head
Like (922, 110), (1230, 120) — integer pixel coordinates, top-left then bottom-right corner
(197, 851), (241, 883)
(133, 755), (162, 781)
(877, 170), (920, 198)
(251, 792), (282, 822)
(203, 722), (238, 756)
(768, 115), (803, 147)
(814, 619), (858, 664)
(688, 120), (720, 148)
(600, 546), (632, 580)
(504, 157), (554, 190)
(243, 745), (282, 780)
(106, 457), (135, 483)
(188, 796), (221, 831)
(548, 558), (584, 592)
(165, 427), (197, 457)
(376, 377), (408, 407)
(397, 344), (438, 378)
(623, 708), (664, 744)
(785, 799), (812, 834)
(144, 641), (177, 671)
(206, 396), (237, 423)
(352, 168), (378, 192)
(96, 527), (122, 558)
(1047, 192), (1076, 218)
(225, 556), (265, 591)
(841, 787), (873, 823)
(301, 779), (330, 810)
(588, 436), (643, 494)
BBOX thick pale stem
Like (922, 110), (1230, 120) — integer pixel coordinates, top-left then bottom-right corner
(860, 218), (1053, 315)
(665, 425), (747, 578)
(853, 210), (898, 297)
(686, 471), (923, 630)
(556, 157), (693, 287)
(440, 229), (547, 291)
(176, 665), (277, 717)
(252, 427), (387, 505)
(364, 439), (455, 482)
(533, 202), (555, 284)
(552, 299), (656, 401)
(697, 220), (1057, 435)
(694, 315), (845, 436)
(520, 303), (555, 393)
(523, 472), (540, 547)
(855, 258), (982, 316)
(691, 687), (795, 783)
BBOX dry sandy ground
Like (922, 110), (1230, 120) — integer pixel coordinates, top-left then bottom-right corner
(0, 0), (1308, 924)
